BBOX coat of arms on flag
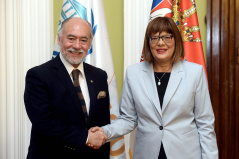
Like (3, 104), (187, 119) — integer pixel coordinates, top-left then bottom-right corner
(171, 0), (207, 75)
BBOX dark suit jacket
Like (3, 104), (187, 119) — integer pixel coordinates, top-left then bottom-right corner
(24, 55), (110, 159)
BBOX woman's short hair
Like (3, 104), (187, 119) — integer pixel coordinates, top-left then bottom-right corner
(143, 17), (185, 63)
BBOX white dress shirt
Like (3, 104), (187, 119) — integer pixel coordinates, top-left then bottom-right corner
(60, 53), (90, 114)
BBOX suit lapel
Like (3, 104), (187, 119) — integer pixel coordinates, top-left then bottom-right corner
(83, 63), (96, 124)
(162, 61), (184, 112)
(143, 62), (163, 118)
(52, 56), (86, 121)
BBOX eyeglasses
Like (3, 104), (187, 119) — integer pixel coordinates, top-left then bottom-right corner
(149, 34), (174, 44)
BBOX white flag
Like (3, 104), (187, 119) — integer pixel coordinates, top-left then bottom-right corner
(53, 0), (126, 158)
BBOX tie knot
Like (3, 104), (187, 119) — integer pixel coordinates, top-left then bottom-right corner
(72, 69), (80, 81)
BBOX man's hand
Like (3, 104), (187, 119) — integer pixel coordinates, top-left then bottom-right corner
(90, 126), (104, 133)
(86, 127), (107, 149)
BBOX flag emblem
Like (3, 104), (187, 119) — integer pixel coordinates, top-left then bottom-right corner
(60, 0), (87, 23)
(52, 0), (97, 59)
(172, 1), (201, 43)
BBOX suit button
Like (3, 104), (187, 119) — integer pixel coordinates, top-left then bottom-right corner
(159, 126), (163, 130)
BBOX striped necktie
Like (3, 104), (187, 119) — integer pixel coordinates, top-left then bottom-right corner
(72, 69), (88, 122)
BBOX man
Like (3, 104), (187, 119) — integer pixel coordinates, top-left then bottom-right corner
(24, 17), (110, 159)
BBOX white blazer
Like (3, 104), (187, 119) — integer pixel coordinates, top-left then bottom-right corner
(103, 60), (218, 159)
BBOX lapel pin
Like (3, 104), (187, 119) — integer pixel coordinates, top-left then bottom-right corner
(90, 80), (93, 83)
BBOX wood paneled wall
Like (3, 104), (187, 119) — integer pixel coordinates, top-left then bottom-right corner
(207, 0), (239, 158)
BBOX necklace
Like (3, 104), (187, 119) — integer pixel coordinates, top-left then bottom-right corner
(154, 66), (172, 86)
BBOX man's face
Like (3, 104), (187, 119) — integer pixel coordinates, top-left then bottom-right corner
(58, 18), (92, 68)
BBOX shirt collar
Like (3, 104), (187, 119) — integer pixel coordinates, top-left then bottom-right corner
(59, 53), (85, 77)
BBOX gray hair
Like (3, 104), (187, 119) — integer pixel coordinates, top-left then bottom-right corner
(57, 17), (93, 40)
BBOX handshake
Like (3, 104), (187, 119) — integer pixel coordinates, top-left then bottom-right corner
(86, 127), (107, 149)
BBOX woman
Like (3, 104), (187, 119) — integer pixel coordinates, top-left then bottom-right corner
(92, 17), (218, 159)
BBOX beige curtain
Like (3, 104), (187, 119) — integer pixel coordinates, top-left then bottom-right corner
(0, 0), (54, 158)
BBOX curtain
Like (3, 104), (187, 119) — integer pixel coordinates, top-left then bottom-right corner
(0, 0), (53, 158)
(123, 1), (152, 158)
(124, 0), (152, 74)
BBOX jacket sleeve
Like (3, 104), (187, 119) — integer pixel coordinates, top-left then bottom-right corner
(103, 67), (138, 141)
(194, 66), (218, 159)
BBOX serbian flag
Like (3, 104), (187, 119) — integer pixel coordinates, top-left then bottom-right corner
(141, 0), (207, 76)
(53, 0), (126, 158)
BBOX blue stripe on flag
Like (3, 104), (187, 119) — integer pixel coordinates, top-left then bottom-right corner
(52, 51), (60, 59)
(151, 0), (163, 10)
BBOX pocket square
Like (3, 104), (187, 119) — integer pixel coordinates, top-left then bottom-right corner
(97, 91), (106, 100)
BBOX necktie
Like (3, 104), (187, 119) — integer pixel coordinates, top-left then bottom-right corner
(72, 69), (88, 122)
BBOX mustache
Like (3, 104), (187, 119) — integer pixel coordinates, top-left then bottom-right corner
(67, 48), (85, 54)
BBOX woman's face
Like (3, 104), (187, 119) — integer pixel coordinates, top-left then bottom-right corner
(149, 31), (175, 65)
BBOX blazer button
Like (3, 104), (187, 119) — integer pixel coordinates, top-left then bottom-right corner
(159, 126), (163, 130)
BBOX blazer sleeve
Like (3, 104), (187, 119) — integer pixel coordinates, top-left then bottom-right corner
(24, 68), (88, 151)
(194, 66), (218, 159)
(103, 67), (138, 141)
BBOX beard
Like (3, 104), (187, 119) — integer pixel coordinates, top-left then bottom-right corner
(61, 47), (87, 65)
